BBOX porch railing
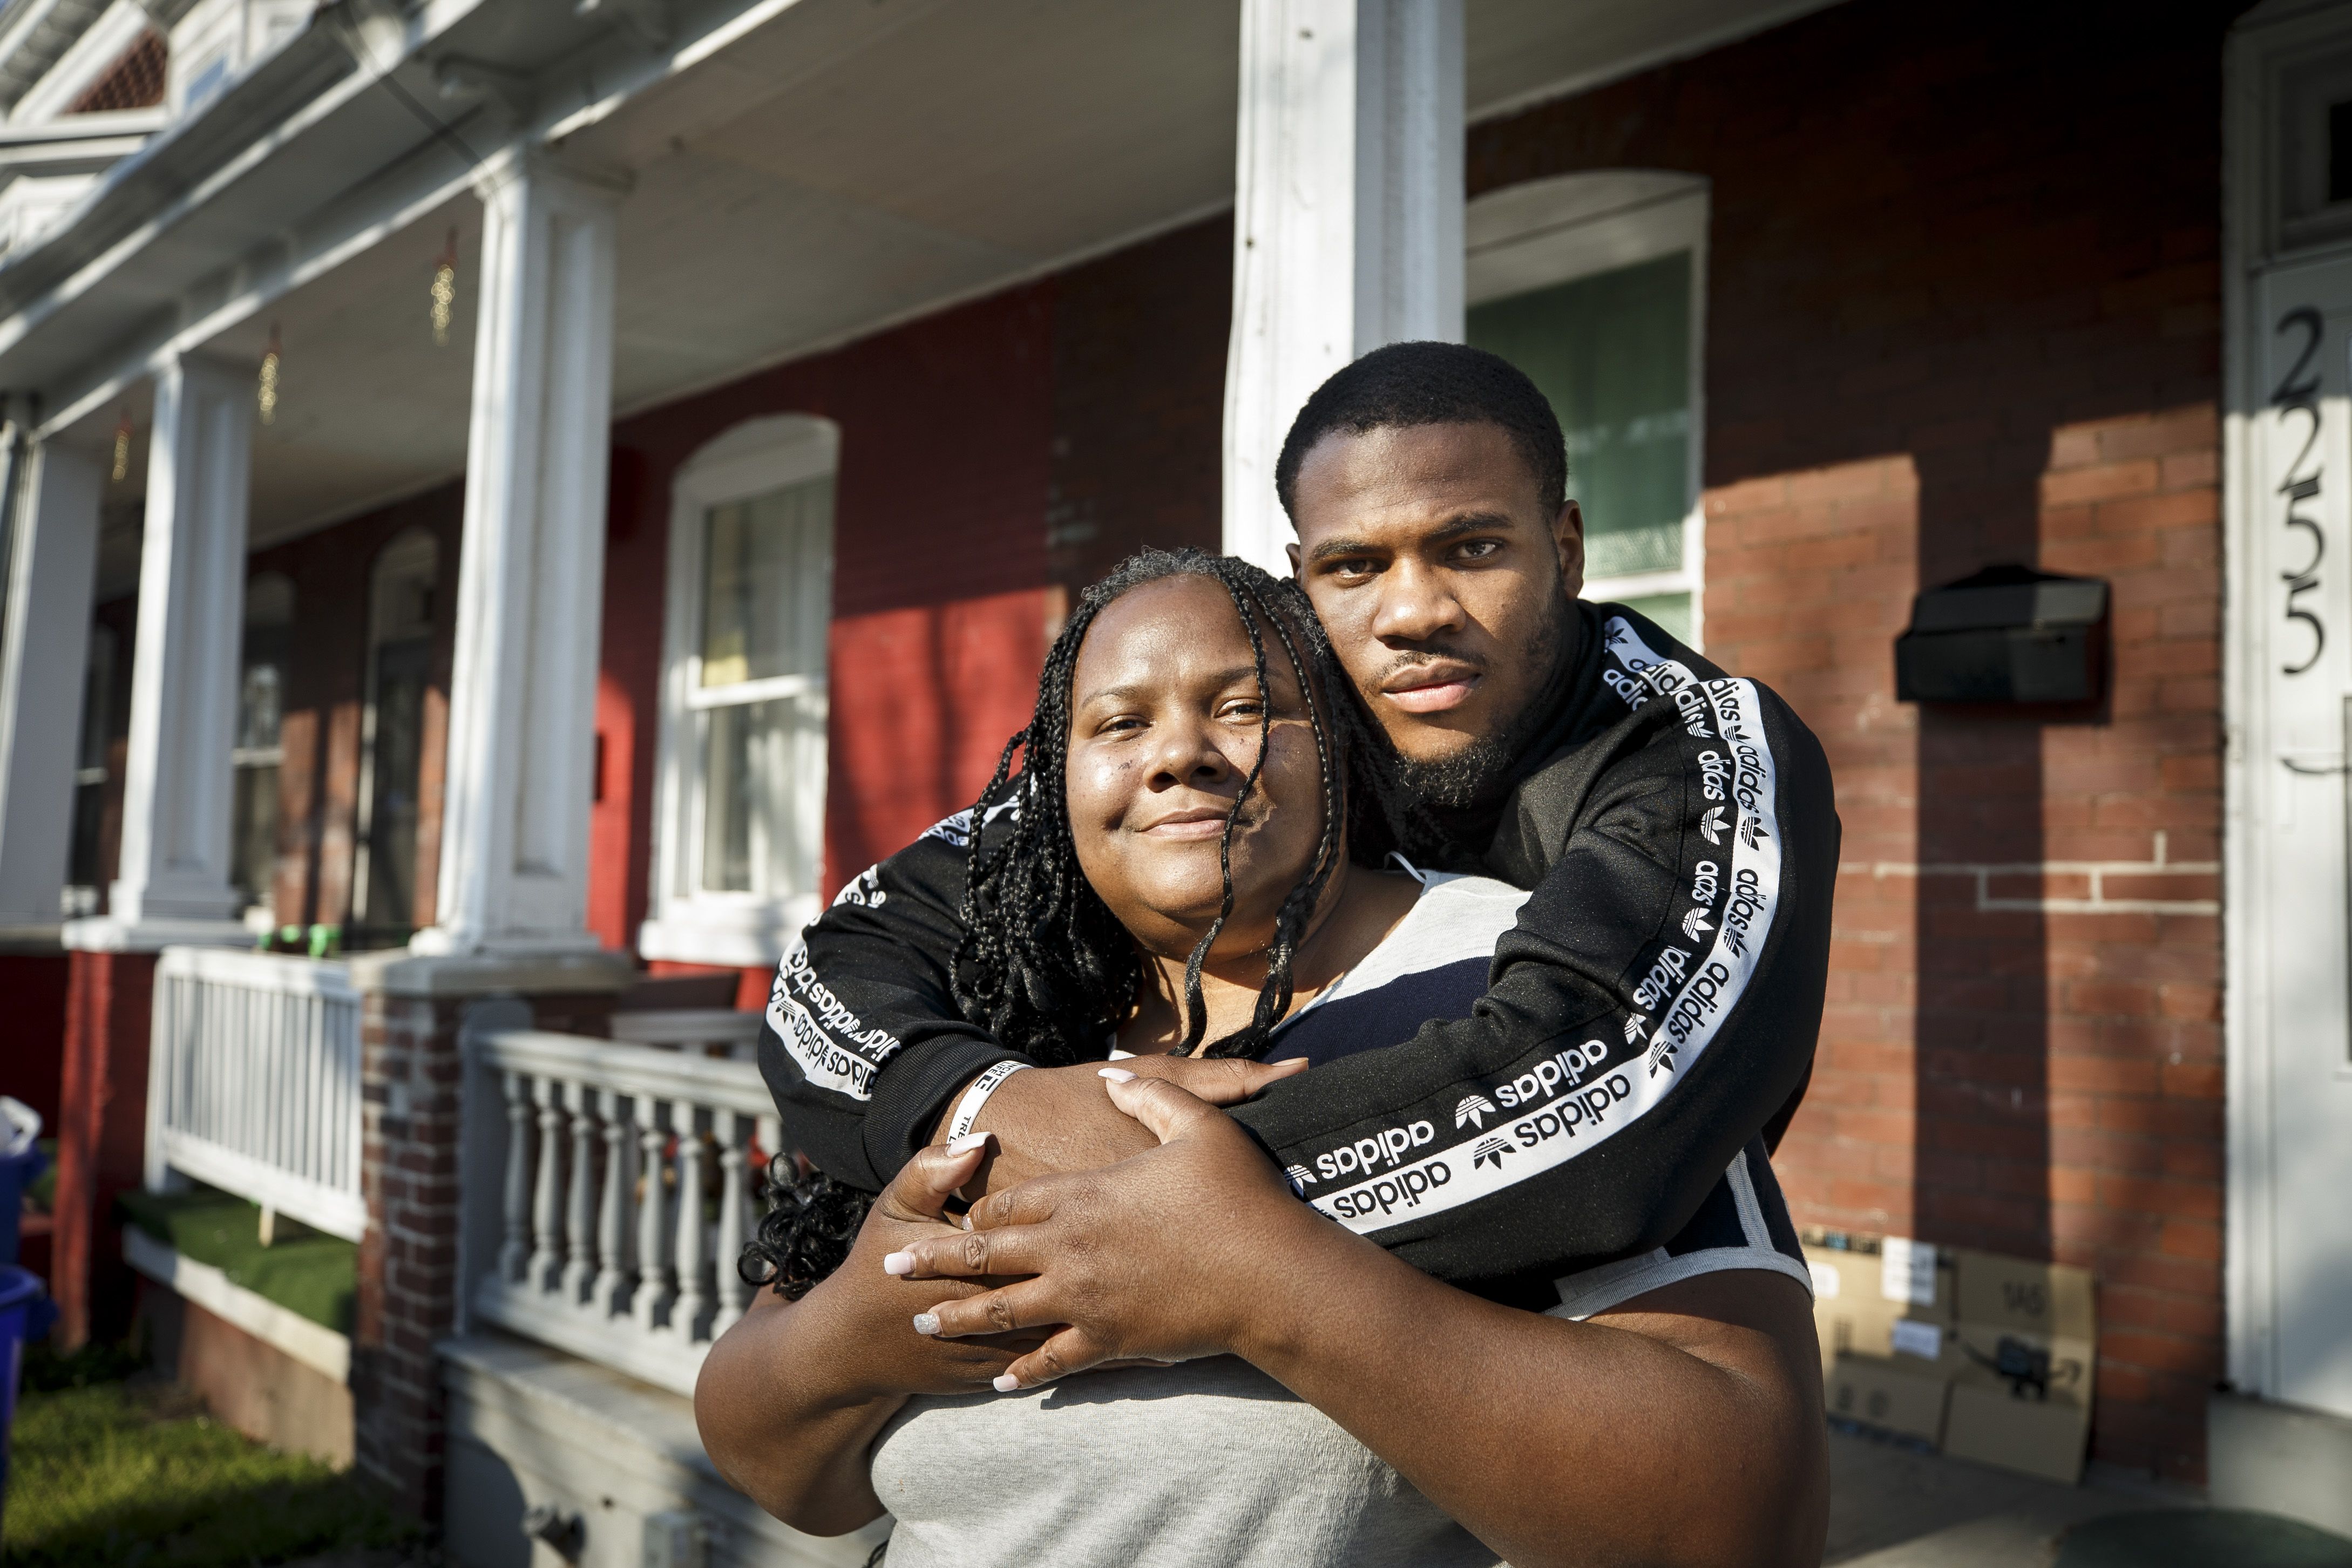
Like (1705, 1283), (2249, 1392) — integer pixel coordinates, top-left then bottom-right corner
(608, 1007), (763, 1058)
(459, 1002), (781, 1399)
(146, 947), (367, 1242)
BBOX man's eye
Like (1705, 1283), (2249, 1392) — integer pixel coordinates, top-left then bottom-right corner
(1328, 557), (1379, 579)
(1454, 539), (1503, 561)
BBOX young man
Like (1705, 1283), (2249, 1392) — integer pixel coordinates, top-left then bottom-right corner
(758, 342), (1838, 1292)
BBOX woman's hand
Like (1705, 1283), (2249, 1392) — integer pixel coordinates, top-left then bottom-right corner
(694, 1135), (1048, 1532)
(891, 1070), (1326, 1384)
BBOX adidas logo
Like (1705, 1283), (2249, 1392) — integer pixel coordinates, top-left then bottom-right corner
(1284, 1164), (1315, 1195)
(1455, 1094), (1497, 1130)
(1682, 907), (1715, 940)
(1471, 1135), (1515, 1170)
(1739, 814), (1769, 850)
(1622, 1013), (1647, 1044)
(1699, 806), (1728, 845)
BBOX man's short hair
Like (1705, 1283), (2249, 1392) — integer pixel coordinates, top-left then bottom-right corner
(1273, 341), (1568, 525)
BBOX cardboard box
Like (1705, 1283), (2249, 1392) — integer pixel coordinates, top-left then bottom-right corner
(1941, 1370), (2091, 1484)
(1937, 1251), (2097, 1483)
(1804, 1240), (1957, 1367)
(1826, 1351), (1952, 1444)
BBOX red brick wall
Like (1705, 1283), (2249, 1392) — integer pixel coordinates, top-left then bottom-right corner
(50, 949), (155, 1346)
(1472, 0), (2241, 1482)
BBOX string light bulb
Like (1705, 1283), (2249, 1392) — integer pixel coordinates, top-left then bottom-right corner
(430, 228), (457, 346)
(111, 410), (131, 483)
(257, 324), (281, 425)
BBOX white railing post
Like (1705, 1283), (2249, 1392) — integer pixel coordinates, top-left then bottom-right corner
(561, 1080), (598, 1305)
(499, 1071), (531, 1282)
(671, 1101), (709, 1343)
(594, 1087), (632, 1316)
(633, 1105), (673, 1335)
(713, 1108), (750, 1337)
(530, 1075), (564, 1292)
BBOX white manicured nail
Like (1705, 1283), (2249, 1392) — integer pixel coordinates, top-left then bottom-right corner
(912, 1313), (941, 1336)
(1098, 1067), (1137, 1083)
(947, 1132), (989, 1156)
(1106, 1048), (1136, 1060)
(1271, 1056), (1308, 1067)
(993, 1373), (1021, 1393)
(883, 1251), (915, 1276)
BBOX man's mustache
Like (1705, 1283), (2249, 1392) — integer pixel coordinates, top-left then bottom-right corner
(1370, 646), (1488, 684)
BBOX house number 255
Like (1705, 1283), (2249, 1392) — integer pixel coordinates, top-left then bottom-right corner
(2275, 306), (2326, 676)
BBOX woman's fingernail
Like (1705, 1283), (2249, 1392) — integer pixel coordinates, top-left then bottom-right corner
(912, 1313), (941, 1336)
(993, 1373), (1021, 1393)
(1271, 1056), (1308, 1067)
(947, 1132), (989, 1156)
(1098, 1067), (1137, 1083)
(883, 1251), (916, 1276)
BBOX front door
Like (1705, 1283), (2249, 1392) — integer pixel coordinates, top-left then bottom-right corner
(2229, 5), (2352, 1420)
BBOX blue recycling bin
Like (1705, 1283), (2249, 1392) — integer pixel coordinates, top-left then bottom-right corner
(0, 1264), (50, 1534)
(0, 1141), (45, 1267)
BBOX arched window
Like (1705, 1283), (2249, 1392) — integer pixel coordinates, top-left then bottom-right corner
(1465, 171), (1710, 648)
(351, 530), (438, 943)
(641, 415), (837, 968)
(231, 573), (294, 916)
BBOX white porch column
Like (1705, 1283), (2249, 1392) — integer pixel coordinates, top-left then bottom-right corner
(65, 356), (254, 949)
(1223, 0), (1465, 575)
(412, 151), (626, 958)
(0, 435), (101, 932)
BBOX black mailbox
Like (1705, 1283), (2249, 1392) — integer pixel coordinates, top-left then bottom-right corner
(1894, 565), (2109, 705)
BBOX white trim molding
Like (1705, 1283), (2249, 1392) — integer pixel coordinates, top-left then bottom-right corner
(638, 415), (836, 971)
(1466, 169), (1710, 647)
(2222, 0), (2352, 1421)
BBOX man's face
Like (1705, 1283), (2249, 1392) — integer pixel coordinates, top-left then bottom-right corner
(1287, 421), (1584, 798)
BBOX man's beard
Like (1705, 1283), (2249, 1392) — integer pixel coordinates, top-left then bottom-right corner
(1384, 596), (1575, 812)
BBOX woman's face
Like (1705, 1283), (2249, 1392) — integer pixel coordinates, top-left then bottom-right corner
(1065, 574), (1329, 963)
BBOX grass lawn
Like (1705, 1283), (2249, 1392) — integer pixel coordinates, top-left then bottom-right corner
(2, 1345), (419, 1567)
(116, 1186), (355, 1333)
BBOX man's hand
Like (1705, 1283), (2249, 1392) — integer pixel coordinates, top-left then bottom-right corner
(933, 1054), (1308, 1199)
(898, 1070), (1326, 1384)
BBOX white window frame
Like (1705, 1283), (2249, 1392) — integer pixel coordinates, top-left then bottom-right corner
(639, 415), (838, 970)
(1466, 170), (1710, 649)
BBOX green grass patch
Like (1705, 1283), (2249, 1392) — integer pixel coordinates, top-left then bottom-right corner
(116, 1186), (354, 1334)
(2, 1372), (418, 1566)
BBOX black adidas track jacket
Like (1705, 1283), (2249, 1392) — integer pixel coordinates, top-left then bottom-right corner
(756, 603), (1839, 1288)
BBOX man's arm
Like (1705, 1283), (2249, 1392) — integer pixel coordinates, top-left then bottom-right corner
(1228, 666), (1839, 1284)
(755, 810), (1028, 1193)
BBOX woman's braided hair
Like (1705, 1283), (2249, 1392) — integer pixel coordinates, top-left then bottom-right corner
(741, 548), (1404, 1298)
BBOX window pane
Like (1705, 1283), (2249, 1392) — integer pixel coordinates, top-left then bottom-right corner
(1616, 591), (1693, 648)
(1467, 252), (1692, 581)
(232, 763), (277, 906)
(700, 697), (821, 895)
(702, 478), (833, 688)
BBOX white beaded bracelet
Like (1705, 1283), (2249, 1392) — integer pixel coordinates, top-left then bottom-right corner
(946, 1061), (1030, 1142)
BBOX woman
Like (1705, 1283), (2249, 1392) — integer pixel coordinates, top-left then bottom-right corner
(696, 551), (1827, 1568)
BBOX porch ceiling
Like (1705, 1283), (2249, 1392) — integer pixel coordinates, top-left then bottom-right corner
(36, 0), (1845, 551)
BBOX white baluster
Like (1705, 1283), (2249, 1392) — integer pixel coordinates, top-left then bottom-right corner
(499, 1071), (532, 1282)
(632, 1101), (674, 1332)
(530, 1075), (565, 1293)
(672, 1099), (709, 1342)
(593, 1087), (631, 1317)
(561, 1079), (599, 1305)
(713, 1109), (750, 1336)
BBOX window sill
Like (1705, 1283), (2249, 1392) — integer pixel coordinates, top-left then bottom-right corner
(638, 897), (818, 972)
